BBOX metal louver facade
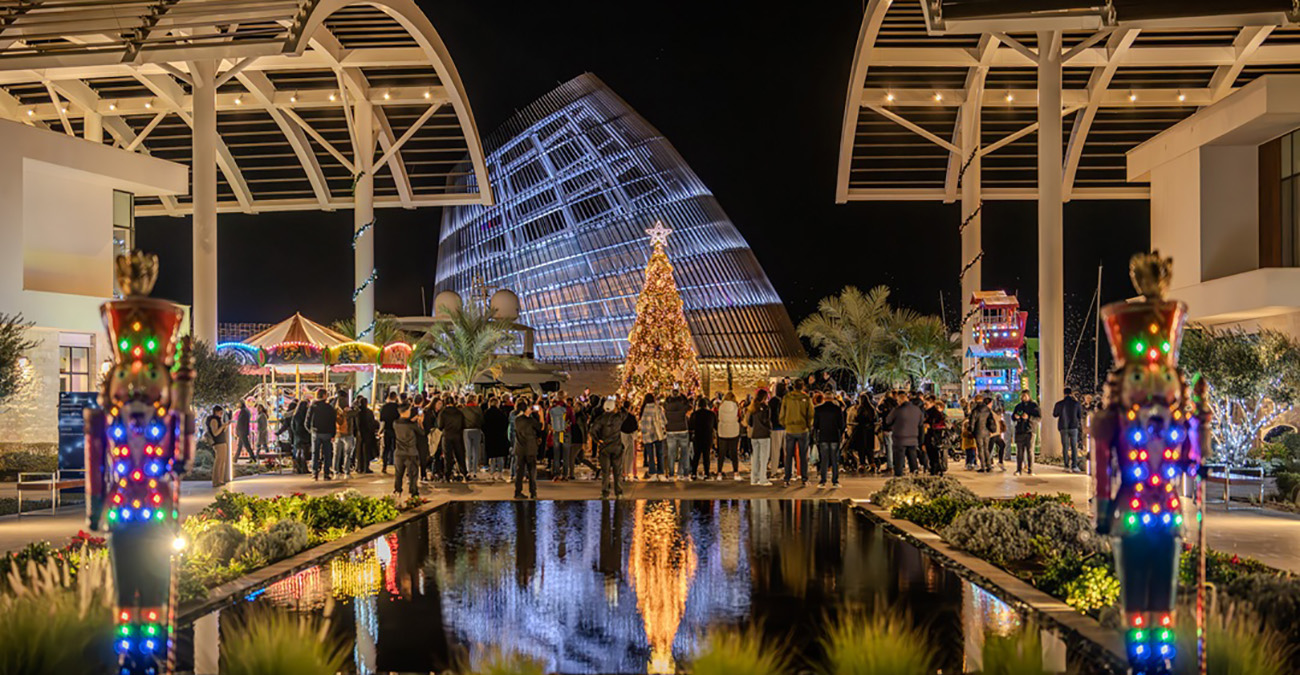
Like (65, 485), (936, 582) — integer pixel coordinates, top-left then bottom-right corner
(435, 74), (803, 369)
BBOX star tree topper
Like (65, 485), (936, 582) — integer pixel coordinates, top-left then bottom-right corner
(646, 221), (673, 246)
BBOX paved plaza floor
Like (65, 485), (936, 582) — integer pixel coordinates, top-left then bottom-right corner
(3, 462), (1298, 573)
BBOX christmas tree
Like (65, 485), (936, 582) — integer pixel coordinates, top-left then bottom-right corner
(620, 222), (702, 397)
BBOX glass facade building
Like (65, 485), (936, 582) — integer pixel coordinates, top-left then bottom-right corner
(436, 74), (802, 370)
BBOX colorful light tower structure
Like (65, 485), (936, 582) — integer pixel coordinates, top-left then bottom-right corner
(966, 291), (1028, 401)
(85, 252), (195, 675)
(1091, 253), (1207, 675)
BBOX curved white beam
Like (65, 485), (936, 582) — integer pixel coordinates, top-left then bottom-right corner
(1062, 28), (1138, 201)
(836, 0), (893, 204)
(236, 69), (332, 208)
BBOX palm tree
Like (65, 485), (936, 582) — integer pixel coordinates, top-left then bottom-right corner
(329, 314), (408, 346)
(421, 303), (523, 389)
(893, 315), (960, 391)
(797, 285), (894, 391)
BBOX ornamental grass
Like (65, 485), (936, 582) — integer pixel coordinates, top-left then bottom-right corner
(821, 607), (934, 675)
(0, 553), (113, 675)
(221, 607), (349, 675)
(1176, 601), (1294, 675)
(980, 624), (1048, 675)
(463, 648), (548, 675)
(692, 627), (789, 675)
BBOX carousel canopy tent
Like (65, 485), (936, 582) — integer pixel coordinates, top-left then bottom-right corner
(242, 312), (351, 350)
(0, 0), (494, 214)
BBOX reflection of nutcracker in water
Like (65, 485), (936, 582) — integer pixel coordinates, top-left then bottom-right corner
(84, 252), (195, 675)
(1091, 252), (1207, 675)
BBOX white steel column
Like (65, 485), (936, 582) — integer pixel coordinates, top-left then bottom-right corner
(83, 112), (103, 144)
(1037, 31), (1064, 459)
(192, 61), (219, 346)
(959, 107), (982, 393)
(353, 99), (377, 393)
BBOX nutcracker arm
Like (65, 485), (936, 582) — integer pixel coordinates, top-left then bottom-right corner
(83, 407), (108, 531)
(1090, 410), (1117, 535)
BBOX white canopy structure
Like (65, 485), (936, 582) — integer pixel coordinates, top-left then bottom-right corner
(838, 0), (1300, 456)
(0, 0), (494, 382)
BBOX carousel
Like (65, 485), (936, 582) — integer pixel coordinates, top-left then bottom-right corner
(216, 313), (413, 406)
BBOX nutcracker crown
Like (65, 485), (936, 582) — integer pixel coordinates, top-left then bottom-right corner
(114, 252), (159, 297)
(1129, 251), (1172, 301)
(1103, 252), (1187, 370)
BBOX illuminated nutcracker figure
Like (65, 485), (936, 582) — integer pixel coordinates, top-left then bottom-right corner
(1092, 252), (1208, 675)
(85, 252), (195, 675)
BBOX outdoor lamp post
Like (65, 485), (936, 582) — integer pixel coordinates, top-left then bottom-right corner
(84, 252), (195, 675)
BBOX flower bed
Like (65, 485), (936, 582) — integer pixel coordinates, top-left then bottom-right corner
(874, 478), (1300, 656)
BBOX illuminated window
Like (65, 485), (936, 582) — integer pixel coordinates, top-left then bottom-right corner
(59, 345), (91, 392)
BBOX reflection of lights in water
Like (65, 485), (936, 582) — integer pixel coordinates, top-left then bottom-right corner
(353, 595), (378, 675)
(628, 500), (698, 674)
(262, 566), (327, 610)
(968, 582), (1019, 636)
(331, 548), (383, 599)
(924, 558), (943, 593)
(383, 534), (400, 597)
(719, 502), (740, 574)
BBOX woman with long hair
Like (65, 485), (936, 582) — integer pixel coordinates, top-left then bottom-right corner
(716, 392), (741, 480)
(847, 392), (878, 473)
(746, 389), (773, 485)
(639, 393), (667, 480)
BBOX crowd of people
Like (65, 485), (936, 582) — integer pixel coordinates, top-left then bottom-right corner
(200, 373), (1100, 498)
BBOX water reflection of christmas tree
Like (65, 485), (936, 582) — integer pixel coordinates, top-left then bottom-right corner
(628, 500), (698, 674)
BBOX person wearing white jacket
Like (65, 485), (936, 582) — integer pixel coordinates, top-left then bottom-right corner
(638, 394), (668, 480)
(716, 392), (741, 480)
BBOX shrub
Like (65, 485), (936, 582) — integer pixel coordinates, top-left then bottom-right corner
(981, 625), (1048, 675)
(941, 507), (1032, 566)
(821, 608), (934, 675)
(1020, 502), (1106, 558)
(192, 522), (245, 566)
(891, 495), (978, 530)
(234, 520), (309, 567)
(1179, 547), (1276, 587)
(1224, 573), (1300, 647)
(220, 609), (348, 675)
(1276, 472), (1300, 503)
(0, 449), (58, 474)
(1062, 564), (1120, 613)
(871, 476), (978, 509)
(996, 492), (1073, 511)
(1175, 601), (1294, 675)
(690, 628), (787, 675)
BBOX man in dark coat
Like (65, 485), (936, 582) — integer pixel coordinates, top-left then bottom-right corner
(1013, 390), (1042, 475)
(1053, 387), (1086, 472)
(512, 400), (544, 499)
(305, 388), (337, 480)
(884, 393), (923, 477)
(437, 395), (468, 480)
(379, 391), (400, 473)
(591, 398), (627, 499)
(291, 397), (311, 474)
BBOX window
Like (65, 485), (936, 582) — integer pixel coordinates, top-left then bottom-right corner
(60, 346), (92, 392)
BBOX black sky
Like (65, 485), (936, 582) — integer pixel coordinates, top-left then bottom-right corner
(136, 1), (1150, 390)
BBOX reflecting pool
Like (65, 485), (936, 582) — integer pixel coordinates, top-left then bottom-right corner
(178, 500), (1099, 674)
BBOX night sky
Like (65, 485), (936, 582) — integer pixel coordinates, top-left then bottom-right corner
(136, 1), (1150, 390)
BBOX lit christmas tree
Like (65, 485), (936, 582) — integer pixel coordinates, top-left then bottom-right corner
(620, 221), (702, 397)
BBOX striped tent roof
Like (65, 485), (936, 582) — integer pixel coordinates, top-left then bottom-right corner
(242, 312), (351, 349)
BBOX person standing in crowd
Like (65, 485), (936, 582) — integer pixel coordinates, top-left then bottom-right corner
(812, 391), (845, 488)
(484, 395), (510, 481)
(305, 388), (337, 481)
(884, 393), (923, 477)
(768, 381), (786, 480)
(462, 394), (484, 480)
(990, 397), (1008, 472)
(878, 391), (899, 472)
(255, 402), (270, 457)
(333, 390), (356, 478)
(922, 395), (948, 476)
(662, 385), (691, 480)
(205, 405), (229, 487)
(512, 400), (543, 499)
(847, 393), (878, 473)
(391, 403), (421, 499)
(746, 390), (773, 486)
(619, 399), (638, 481)
(354, 395), (378, 474)
(716, 392), (741, 481)
(291, 395), (311, 474)
(1012, 389), (1041, 475)
(1053, 387), (1085, 472)
(639, 393), (667, 480)
(233, 400), (253, 463)
(420, 396), (440, 480)
(438, 394), (468, 480)
(688, 396), (716, 479)
(780, 379), (814, 487)
(547, 396), (570, 481)
(969, 393), (996, 472)
(592, 398), (626, 499)
(379, 391), (399, 473)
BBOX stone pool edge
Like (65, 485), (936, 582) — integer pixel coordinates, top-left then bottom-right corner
(848, 499), (1128, 674)
(176, 497), (447, 625)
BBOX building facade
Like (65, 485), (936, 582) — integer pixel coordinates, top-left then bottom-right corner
(0, 119), (186, 457)
(1131, 75), (1300, 337)
(435, 74), (803, 392)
